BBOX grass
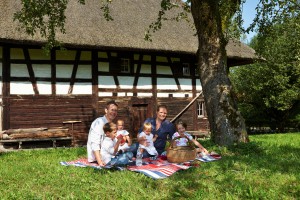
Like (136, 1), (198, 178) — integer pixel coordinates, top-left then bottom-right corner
(0, 133), (299, 200)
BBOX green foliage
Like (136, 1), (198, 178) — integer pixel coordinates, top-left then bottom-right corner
(100, 0), (114, 21)
(144, 0), (193, 42)
(240, 0), (300, 38)
(12, 0), (300, 52)
(1, 133), (299, 199)
(230, 15), (300, 131)
(13, 0), (85, 52)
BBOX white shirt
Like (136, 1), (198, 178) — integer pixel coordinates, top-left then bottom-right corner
(138, 131), (154, 147)
(116, 130), (129, 137)
(138, 131), (158, 156)
(172, 132), (193, 146)
(100, 137), (117, 164)
(87, 115), (108, 162)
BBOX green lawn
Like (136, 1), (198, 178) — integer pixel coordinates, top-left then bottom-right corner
(0, 133), (299, 199)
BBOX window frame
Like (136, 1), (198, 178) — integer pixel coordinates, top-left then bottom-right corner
(182, 63), (190, 76)
(120, 58), (130, 73)
(197, 100), (205, 118)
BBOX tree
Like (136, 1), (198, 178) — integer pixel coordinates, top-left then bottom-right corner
(13, 0), (300, 145)
(230, 15), (300, 132)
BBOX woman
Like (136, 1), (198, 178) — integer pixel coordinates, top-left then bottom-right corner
(134, 105), (176, 157)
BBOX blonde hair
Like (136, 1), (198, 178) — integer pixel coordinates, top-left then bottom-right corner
(117, 119), (124, 125)
(143, 122), (152, 132)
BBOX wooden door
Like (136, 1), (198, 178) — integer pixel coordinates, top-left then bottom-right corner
(129, 98), (153, 138)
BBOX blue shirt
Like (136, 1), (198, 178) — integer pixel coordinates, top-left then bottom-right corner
(139, 117), (176, 155)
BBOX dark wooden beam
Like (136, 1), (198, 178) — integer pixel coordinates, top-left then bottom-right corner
(2, 45), (10, 130)
(23, 48), (39, 95)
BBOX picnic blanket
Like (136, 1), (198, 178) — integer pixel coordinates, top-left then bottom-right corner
(195, 152), (222, 162)
(60, 158), (126, 170)
(60, 153), (221, 179)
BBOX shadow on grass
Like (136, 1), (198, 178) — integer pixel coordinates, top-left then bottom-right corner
(162, 139), (300, 199)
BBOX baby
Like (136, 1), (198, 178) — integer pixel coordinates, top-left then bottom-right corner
(116, 119), (132, 153)
(137, 122), (158, 157)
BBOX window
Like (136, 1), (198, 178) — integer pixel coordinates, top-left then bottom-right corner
(120, 58), (130, 73)
(182, 63), (190, 76)
(197, 101), (205, 118)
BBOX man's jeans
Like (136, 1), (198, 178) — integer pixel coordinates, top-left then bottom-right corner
(106, 151), (133, 166)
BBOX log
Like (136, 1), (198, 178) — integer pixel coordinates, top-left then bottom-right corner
(9, 128), (70, 139)
(5, 127), (48, 135)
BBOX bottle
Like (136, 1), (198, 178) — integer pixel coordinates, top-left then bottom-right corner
(136, 153), (143, 166)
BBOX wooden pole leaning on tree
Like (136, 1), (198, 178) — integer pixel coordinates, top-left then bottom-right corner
(170, 91), (203, 123)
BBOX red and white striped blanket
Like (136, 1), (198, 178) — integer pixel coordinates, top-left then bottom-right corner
(60, 153), (221, 179)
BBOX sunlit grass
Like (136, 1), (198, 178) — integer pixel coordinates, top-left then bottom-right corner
(0, 133), (299, 199)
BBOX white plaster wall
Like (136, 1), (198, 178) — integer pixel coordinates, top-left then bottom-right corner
(36, 81), (52, 94)
(118, 92), (126, 97)
(140, 64), (151, 74)
(10, 82), (34, 94)
(157, 93), (169, 97)
(178, 78), (193, 90)
(80, 51), (91, 61)
(56, 50), (76, 60)
(157, 78), (177, 90)
(156, 56), (168, 62)
(173, 93), (191, 98)
(32, 64), (51, 78)
(98, 62), (109, 72)
(157, 93), (192, 98)
(143, 55), (151, 61)
(29, 49), (50, 60)
(156, 65), (172, 75)
(98, 76), (116, 88)
(99, 92), (113, 96)
(137, 93), (153, 97)
(11, 64), (29, 77)
(76, 65), (92, 79)
(196, 79), (202, 90)
(56, 82), (70, 94)
(98, 52), (108, 58)
(72, 83), (92, 94)
(118, 76), (134, 89)
(136, 77), (152, 89)
(10, 48), (24, 59)
(56, 64), (73, 78)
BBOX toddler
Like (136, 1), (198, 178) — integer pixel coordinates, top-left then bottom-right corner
(137, 122), (158, 157)
(116, 119), (132, 153)
(172, 120), (209, 155)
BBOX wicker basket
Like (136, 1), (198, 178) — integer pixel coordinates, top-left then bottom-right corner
(167, 137), (197, 163)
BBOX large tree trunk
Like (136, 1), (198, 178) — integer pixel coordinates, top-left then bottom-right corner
(191, 0), (249, 145)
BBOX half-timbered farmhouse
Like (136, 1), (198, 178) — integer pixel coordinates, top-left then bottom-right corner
(0, 0), (256, 148)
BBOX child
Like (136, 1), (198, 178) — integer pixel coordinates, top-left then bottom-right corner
(137, 122), (158, 157)
(116, 119), (132, 153)
(100, 122), (133, 166)
(172, 120), (209, 155)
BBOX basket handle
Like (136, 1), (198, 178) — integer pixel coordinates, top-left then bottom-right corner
(170, 136), (195, 149)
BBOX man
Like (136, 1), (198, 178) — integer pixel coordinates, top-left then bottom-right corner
(131, 105), (176, 157)
(87, 100), (118, 166)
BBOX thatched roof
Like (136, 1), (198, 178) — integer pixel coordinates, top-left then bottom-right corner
(0, 0), (255, 64)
